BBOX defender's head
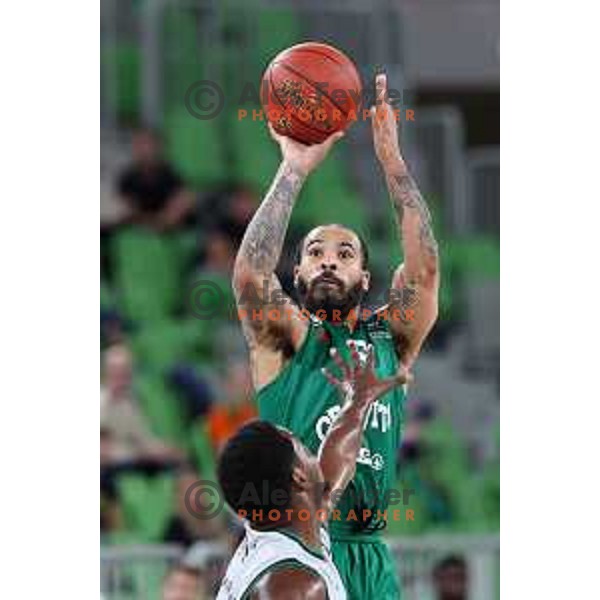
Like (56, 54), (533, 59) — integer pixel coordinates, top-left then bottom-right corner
(217, 421), (324, 523)
(294, 224), (371, 321)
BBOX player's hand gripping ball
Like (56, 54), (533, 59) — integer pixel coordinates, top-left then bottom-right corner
(261, 42), (363, 145)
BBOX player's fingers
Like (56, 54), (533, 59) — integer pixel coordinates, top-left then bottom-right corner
(330, 347), (351, 378)
(374, 72), (388, 123)
(394, 367), (413, 386)
(267, 122), (283, 143)
(378, 370), (412, 395)
(347, 341), (362, 374)
(321, 367), (343, 389)
(365, 345), (376, 373)
(375, 72), (387, 106)
(370, 106), (380, 135)
(395, 371), (415, 385)
(320, 130), (345, 152)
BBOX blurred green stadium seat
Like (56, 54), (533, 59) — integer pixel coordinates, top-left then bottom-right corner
(256, 8), (303, 72)
(161, 7), (206, 112)
(117, 472), (176, 543)
(187, 272), (237, 325)
(130, 562), (168, 600)
(231, 4), (303, 84)
(102, 42), (141, 121)
(295, 154), (367, 235)
(131, 319), (208, 370)
(164, 108), (227, 188)
(190, 420), (217, 480)
(101, 278), (115, 310)
(447, 236), (500, 280)
(388, 467), (430, 536)
(112, 228), (184, 322)
(134, 373), (187, 444)
(228, 112), (280, 192)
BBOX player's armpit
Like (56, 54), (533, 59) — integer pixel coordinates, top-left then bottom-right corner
(250, 567), (327, 600)
(384, 263), (439, 366)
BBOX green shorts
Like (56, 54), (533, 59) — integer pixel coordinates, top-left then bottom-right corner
(331, 538), (401, 600)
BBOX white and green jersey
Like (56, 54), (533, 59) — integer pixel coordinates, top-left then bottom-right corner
(216, 523), (346, 600)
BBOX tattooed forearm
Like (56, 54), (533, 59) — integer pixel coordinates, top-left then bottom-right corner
(387, 171), (439, 261)
(236, 161), (305, 275)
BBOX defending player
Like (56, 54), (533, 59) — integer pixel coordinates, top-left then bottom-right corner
(216, 345), (411, 599)
(232, 72), (439, 599)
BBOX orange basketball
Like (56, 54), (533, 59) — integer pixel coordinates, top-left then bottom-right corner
(261, 42), (363, 145)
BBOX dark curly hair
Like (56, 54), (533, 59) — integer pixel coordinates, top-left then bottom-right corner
(217, 421), (297, 519)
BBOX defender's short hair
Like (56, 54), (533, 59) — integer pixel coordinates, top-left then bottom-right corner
(217, 421), (297, 519)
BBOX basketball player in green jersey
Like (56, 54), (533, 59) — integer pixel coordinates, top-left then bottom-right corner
(232, 72), (440, 599)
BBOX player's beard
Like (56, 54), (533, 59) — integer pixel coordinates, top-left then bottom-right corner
(295, 273), (366, 322)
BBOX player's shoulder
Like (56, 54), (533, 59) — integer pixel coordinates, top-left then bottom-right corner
(250, 564), (327, 600)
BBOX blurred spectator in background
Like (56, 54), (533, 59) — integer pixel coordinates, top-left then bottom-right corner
(184, 534), (232, 597)
(169, 364), (214, 424)
(207, 361), (257, 452)
(185, 230), (238, 326)
(198, 231), (236, 279)
(100, 308), (125, 349)
(117, 128), (195, 232)
(163, 467), (226, 547)
(204, 184), (257, 246)
(390, 400), (487, 535)
(101, 345), (185, 472)
(162, 564), (208, 600)
(397, 402), (456, 528)
(432, 555), (468, 600)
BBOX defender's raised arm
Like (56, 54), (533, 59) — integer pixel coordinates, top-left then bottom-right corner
(318, 343), (411, 513)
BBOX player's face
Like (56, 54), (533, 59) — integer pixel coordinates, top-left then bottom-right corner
(288, 435), (329, 513)
(290, 436), (324, 485)
(294, 225), (370, 319)
(278, 427), (325, 509)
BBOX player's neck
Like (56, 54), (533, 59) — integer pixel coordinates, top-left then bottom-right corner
(252, 512), (323, 552)
(288, 515), (323, 553)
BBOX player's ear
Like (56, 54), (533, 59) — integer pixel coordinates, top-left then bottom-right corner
(293, 265), (300, 287)
(361, 269), (371, 292)
(291, 463), (310, 491)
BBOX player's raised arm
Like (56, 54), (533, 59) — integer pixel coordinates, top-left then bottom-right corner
(318, 343), (411, 514)
(371, 72), (440, 366)
(232, 126), (344, 380)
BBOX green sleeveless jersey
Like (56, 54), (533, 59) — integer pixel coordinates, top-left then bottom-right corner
(256, 314), (407, 541)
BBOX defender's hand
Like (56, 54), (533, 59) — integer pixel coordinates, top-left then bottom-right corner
(268, 123), (344, 177)
(322, 341), (412, 405)
(371, 73), (403, 171)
